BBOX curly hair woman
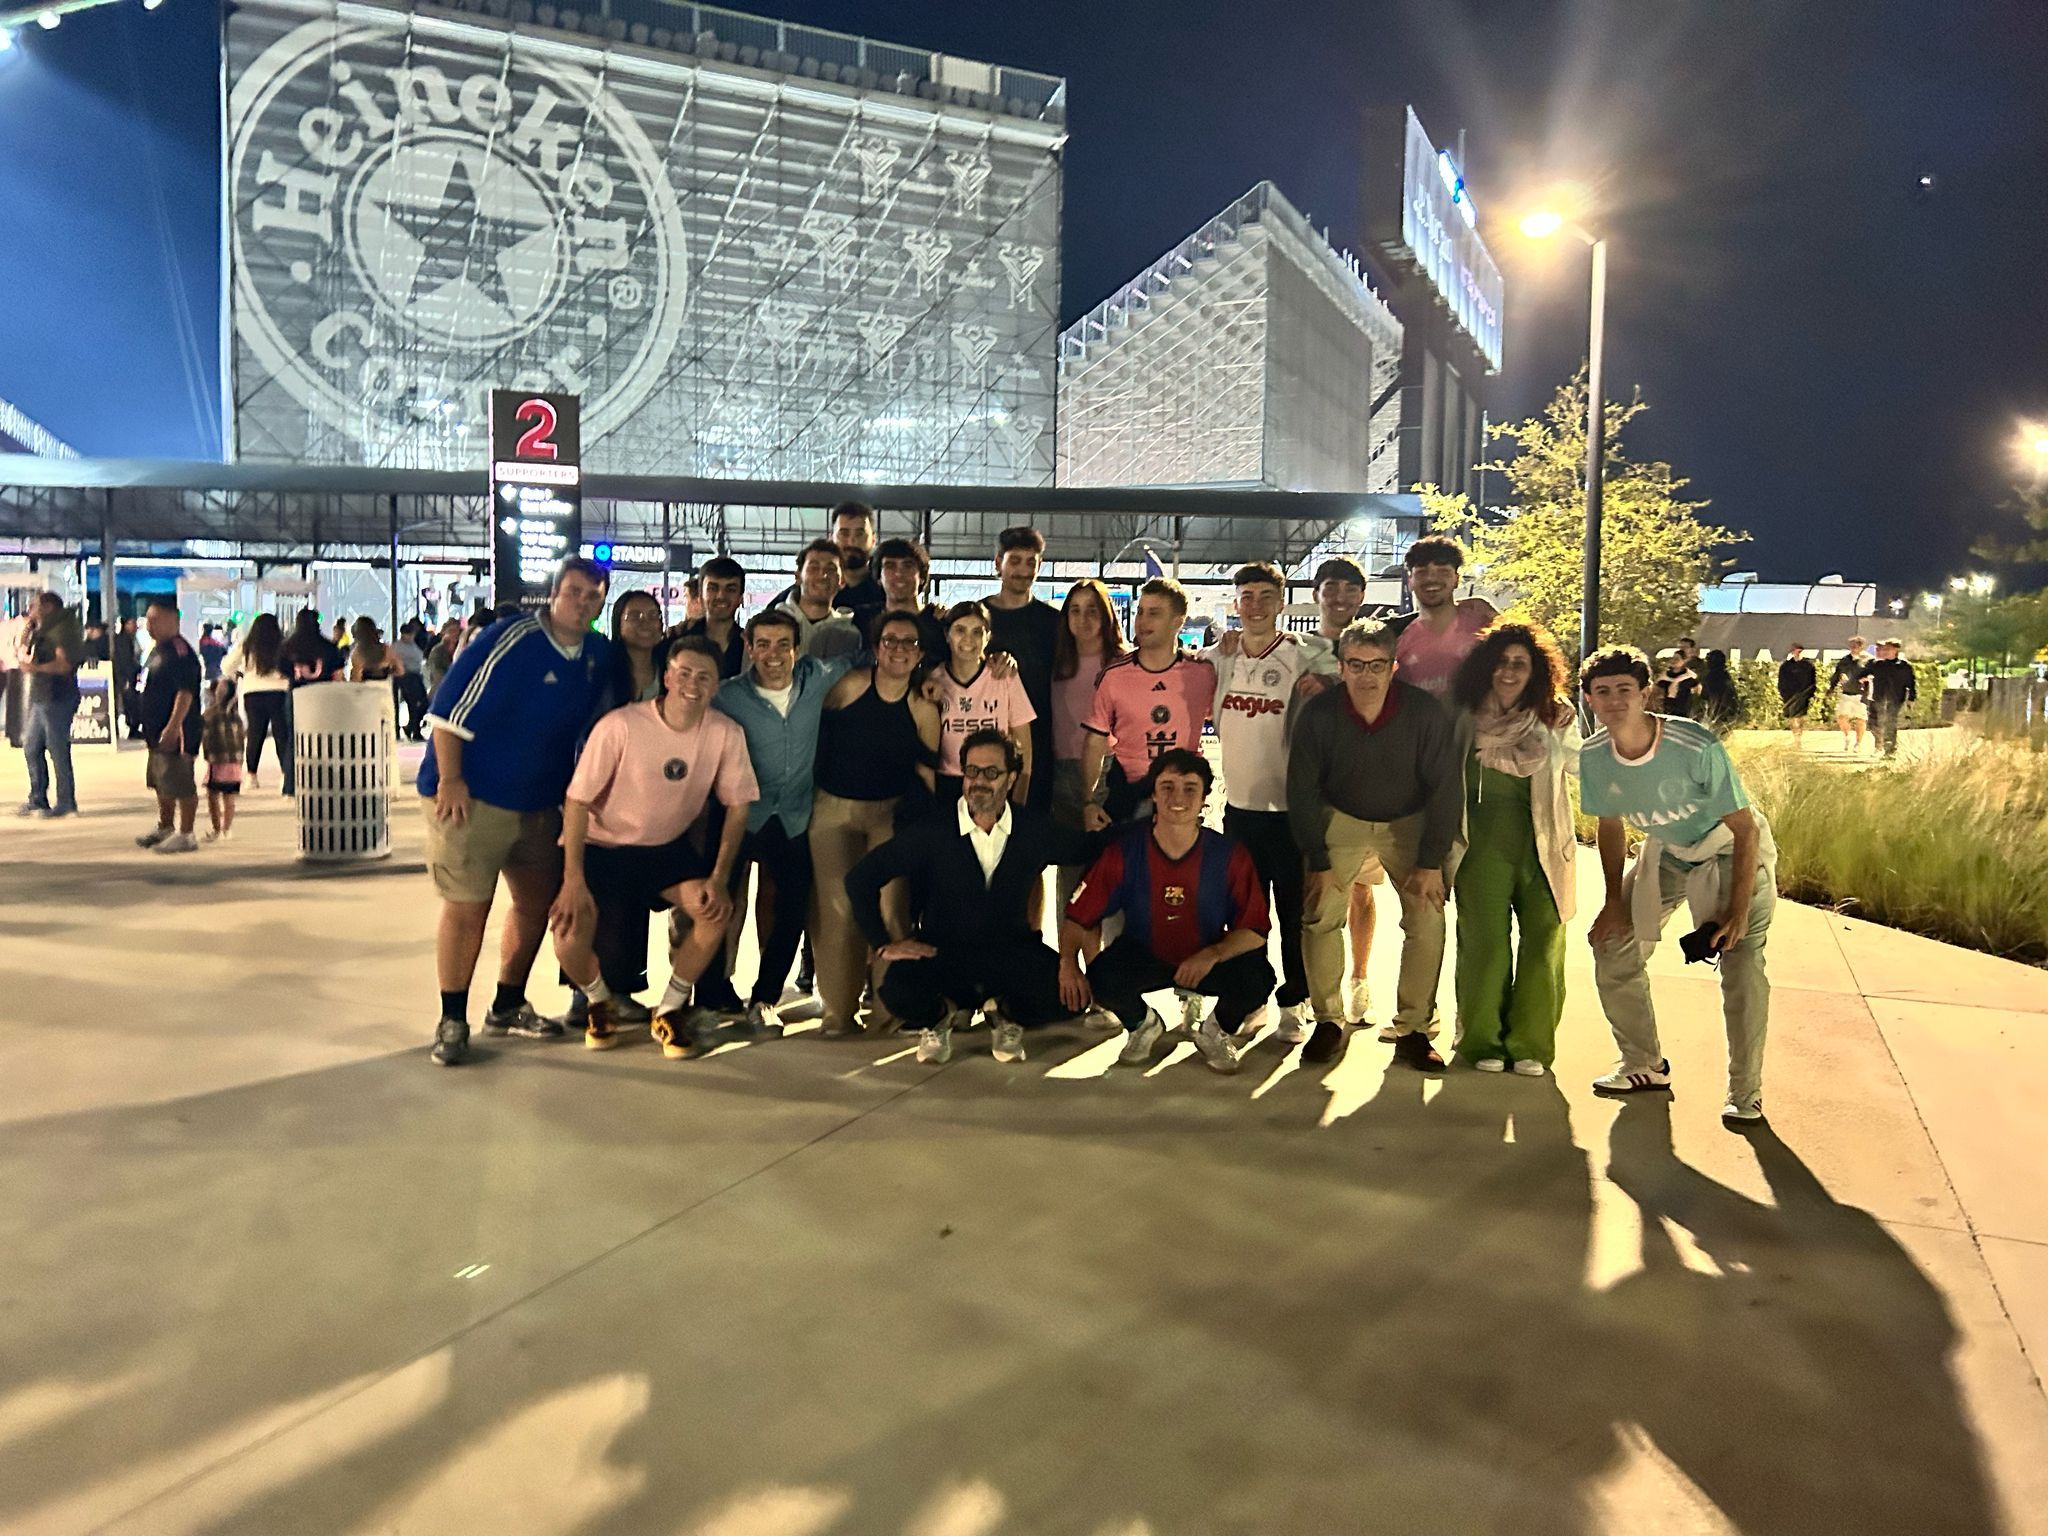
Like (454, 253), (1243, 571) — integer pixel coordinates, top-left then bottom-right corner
(1447, 621), (1580, 1074)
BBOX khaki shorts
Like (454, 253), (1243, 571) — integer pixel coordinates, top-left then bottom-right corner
(421, 796), (562, 904)
(146, 749), (197, 800)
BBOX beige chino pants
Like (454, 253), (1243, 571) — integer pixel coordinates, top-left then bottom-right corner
(808, 791), (909, 1031)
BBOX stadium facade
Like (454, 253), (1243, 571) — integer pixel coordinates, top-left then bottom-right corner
(225, 0), (1065, 484)
(1055, 183), (1406, 497)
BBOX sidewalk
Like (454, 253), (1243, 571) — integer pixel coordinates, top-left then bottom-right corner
(2, 747), (2045, 1535)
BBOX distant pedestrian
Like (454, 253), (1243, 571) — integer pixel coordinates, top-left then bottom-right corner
(282, 610), (345, 687)
(1831, 637), (1871, 752)
(135, 599), (202, 855)
(227, 613), (292, 793)
(1697, 650), (1741, 734)
(201, 679), (246, 844)
(423, 619), (461, 695)
(1776, 644), (1817, 746)
(392, 622), (429, 739)
(18, 591), (83, 819)
(199, 623), (227, 682)
(1864, 639), (1918, 758)
(1654, 638), (1701, 719)
(113, 616), (143, 739)
(348, 618), (400, 682)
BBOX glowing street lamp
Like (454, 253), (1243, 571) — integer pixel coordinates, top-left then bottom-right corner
(1519, 205), (1608, 659)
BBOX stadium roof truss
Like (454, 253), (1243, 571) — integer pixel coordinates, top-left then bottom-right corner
(0, 457), (1421, 573)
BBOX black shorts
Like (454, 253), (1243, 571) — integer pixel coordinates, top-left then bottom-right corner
(584, 835), (713, 914)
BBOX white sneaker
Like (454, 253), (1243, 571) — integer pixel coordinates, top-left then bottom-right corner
(154, 832), (199, 854)
(1275, 1004), (1310, 1045)
(1345, 975), (1370, 1023)
(1175, 991), (1207, 1036)
(1593, 1059), (1672, 1094)
(1722, 1094), (1765, 1124)
(202, 828), (232, 844)
(1118, 1011), (1166, 1067)
(1472, 1057), (1506, 1073)
(136, 826), (171, 849)
(915, 1024), (954, 1064)
(1511, 1060), (1547, 1078)
(1191, 1013), (1242, 1075)
(990, 1019), (1027, 1064)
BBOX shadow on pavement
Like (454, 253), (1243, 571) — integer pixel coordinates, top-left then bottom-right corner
(0, 1031), (2005, 1535)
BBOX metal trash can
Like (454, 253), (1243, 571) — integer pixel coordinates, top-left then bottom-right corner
(292, 681), (394, 862)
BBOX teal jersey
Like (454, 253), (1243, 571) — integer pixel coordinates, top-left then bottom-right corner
(1580, 716), (1748, 846)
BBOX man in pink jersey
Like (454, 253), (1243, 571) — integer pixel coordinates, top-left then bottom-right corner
(1079, 578), (1215, 827)
(1388, 535), (1497, 701)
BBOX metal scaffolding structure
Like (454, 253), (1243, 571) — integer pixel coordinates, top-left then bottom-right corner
(1056, 183), (1405, 495)
(225, 0), (1064, 483)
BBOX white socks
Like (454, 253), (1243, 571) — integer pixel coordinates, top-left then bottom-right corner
(583, 976), (613, 1006)
(659, 974), (693, 1015)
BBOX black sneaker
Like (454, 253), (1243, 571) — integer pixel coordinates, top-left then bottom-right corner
(1301, 1019), (1347, 1065)
(482, 1002), (564, 1039)
(430, 1017), (469, 1066)
(1392, 1030), (1447, 1073)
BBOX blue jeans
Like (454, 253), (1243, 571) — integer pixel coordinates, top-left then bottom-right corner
(24, 693), (78, 811)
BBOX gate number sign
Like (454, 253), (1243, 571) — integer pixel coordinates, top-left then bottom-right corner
(489, 389), (583, 608)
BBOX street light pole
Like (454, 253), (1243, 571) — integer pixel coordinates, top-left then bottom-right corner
(1581, 236), (1608, 660)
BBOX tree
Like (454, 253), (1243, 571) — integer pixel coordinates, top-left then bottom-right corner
(1935, 589), (2048, 676)
(1970, 485), (2048, 567)
(1424, 372), (1745, 659)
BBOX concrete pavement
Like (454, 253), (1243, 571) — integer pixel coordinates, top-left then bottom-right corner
(3, 744), (2045, 1535)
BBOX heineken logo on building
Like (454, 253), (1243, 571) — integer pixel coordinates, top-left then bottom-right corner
(228, 13), (687, 454)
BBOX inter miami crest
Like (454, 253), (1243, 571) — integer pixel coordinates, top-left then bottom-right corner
(663, 758), (689, 782)
(228, 11), (687, 457)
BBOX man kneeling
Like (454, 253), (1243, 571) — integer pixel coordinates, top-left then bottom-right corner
(847, 729), (1095, 1064)
(1059, 750), (1274, 1075)
(550, 638), (758, 1058)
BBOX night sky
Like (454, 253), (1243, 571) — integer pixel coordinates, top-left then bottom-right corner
(2, 0), (2044, 585)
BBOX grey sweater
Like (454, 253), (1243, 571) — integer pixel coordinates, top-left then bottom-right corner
(1286, 681), (1463, 871)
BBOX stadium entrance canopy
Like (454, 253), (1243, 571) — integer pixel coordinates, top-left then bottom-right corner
(0, 457), (1420, 579)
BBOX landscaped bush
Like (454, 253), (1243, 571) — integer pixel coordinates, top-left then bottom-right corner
(1735, 740), (2048, 963)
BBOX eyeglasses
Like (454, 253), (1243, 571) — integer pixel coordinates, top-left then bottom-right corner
(960, 764), (1011, 782)
(876, 636), (921, 651)
(1340, 657), (1395, 676)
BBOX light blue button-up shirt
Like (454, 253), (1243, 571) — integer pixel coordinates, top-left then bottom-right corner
(712, 655), (854, 834)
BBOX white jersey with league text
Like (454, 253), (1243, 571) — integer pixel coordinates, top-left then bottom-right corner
(1206, 631), (1333, 812)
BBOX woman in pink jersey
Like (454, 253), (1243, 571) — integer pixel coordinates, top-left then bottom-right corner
(1050, 580), (1127, 919)
(931, 599), (1036, 806)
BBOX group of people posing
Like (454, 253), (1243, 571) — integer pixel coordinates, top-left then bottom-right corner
(413, 504), (1776, 1125)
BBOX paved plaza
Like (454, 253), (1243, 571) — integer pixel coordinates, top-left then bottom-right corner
(3, 746), (2047, 1535)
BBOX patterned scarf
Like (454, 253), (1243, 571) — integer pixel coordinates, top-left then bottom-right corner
(1472, 697), (1550, 778)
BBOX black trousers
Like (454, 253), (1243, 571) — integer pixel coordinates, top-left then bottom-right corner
(243, 692), (292, 790)
(1088, 934), (1275, 1033)
(1223, 805), (1307, 1008)
(396, 673), (429, 738)
(737, 818), (812, 1006)
(1870, 699), (1904, 756)
(879, 937), (1071, 1029)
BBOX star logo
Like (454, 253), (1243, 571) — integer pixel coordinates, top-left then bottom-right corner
(370, 144), (558, 332)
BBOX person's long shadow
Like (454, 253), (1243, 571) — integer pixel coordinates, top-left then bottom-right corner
(1601, 1098), (1999, 1535)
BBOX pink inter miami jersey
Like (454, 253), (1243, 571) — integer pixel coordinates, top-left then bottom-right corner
(1084, 653), (1215, 781)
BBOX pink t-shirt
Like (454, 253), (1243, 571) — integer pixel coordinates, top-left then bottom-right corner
(1395, 599), (1493, 699)
(566, 701), (759, 848)
(1051, 662), (1107, 762)
(1085, 652), (1216, 780)
(933, 663), (1037, 776)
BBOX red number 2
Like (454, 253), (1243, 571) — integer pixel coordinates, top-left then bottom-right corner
(514, 398), (559, 460)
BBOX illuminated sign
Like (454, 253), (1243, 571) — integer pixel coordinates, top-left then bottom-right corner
(1399, 109), (1503, 370)
(1364, 107), (1504, 372)
(489, 389), (581, 608)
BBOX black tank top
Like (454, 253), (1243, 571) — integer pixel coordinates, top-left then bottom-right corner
(816, 678), (931, 801)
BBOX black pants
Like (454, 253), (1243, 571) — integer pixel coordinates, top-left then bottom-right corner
(397, 674), (429, 738)
(737, 818), (812, 1006)
(244, 692), (292, 790)
(1223, 805), (1307, 1008)
(879, 937), (1070, 1029)
(1088, 934), (1275, 1033)
(1871, 699), (1904, 756)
